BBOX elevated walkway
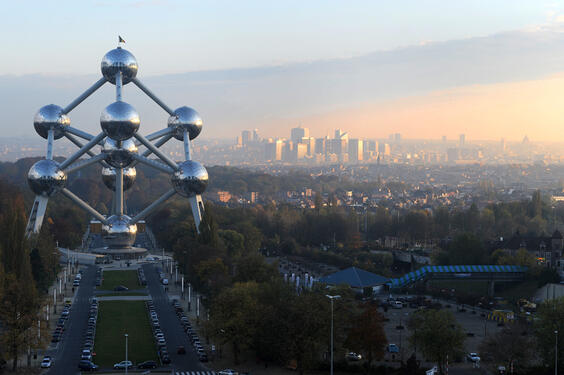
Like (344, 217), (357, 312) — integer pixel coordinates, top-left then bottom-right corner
(387, 264), (527, 290)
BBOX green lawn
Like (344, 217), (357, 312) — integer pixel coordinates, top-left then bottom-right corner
(99, 270), (140, 291)
(96, 292), (148, 297)
(93, 301), (156, 367)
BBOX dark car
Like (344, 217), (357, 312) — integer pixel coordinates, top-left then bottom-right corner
(138, 360), (157, 369)
(161, 355), (171, 364)
(198, 352), (208, 362)
(78, 360), (99, 371)
(114, 285), (129, 291)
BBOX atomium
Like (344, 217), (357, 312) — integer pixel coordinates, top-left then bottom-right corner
(34, 104), (70, 140)
(102, 215), (137, 248)
(168, 106), (203, 141)
(102, 137), (138, 168)
(25, 38), (209, 255)
(171, 160), (208, 198)
(28, 159), (67, 197)
(102, 167), (136, 191)
(101, 48), (138, 84)
(100, 101), (140, 141)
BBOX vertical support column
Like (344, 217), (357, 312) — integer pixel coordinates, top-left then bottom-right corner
(183, 129), (191, 161)
(116, 72), (123, 101)
(46, 129), (54, 160)
(487, 280), (495, 297)
(189, 195), (204, 233)
(115, 167), (124, 215)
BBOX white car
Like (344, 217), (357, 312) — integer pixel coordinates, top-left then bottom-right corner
(467, 353), (480, 362)
(40, 356), (52, 368)
(218, 370), (238, 375)
(162, 278), (169, 285)
(113, 360), (133, 369)
(346, 352), (362, 361)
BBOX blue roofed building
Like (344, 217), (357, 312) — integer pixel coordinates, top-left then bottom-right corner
(318, 266), (389, 291)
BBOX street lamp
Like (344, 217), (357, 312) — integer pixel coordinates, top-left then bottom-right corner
(556, 330), (558, 375)
(125, 333), (128, 375)
(326, 295), (341, 375)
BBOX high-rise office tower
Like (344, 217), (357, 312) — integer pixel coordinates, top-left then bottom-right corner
(459, 134), (465, 148)
(349, 139), (363, 162)
(291, 127), (309, 145)
(242, 130), (252, 145)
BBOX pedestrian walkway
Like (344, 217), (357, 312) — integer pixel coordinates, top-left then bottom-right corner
(175, 372), (216, 375)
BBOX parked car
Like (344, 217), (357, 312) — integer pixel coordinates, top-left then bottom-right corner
(218, 369), (238, 375)
(113, 360), (134, 369)
(346, 352), (362, 361)
(162, 278), (169, 285)
(467, 353), (481, 362)
(78, 360), (99, 371)
(177, 345), (186, 354)
(114, 285), (129, 291)
(40, 356), (52, 368)
(387, 344), (399, 353)
(137, 360), (157, 369)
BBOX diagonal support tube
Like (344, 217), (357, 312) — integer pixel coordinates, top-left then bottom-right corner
(64, 126), (96, 142)
(59, 132), (105, 170)
(130, 189), (176, 224)
(131, 78), (174, 115)
(60, 188), (107, 223)
(134, 133), (178, 171)
(131, 154), (174, 174)
(115, 167), (123, 215)
(141, 134), (172, 158)
(63, 77), (107, 114)
(146, 127), (174, 142)
(64, 153), (106, 174)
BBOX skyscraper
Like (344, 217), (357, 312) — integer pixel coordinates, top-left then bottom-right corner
(349, 139), (363, 162)
(291, 127), (309, 145)
(459, 134), (465, 148)
(242, 130), (252, 145)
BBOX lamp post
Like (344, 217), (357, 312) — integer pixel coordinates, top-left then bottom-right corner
(326, 295), (341, 375)
(556, 330), (559, 375)
(125, 333), (129, 375)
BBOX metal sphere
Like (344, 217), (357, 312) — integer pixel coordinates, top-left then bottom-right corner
(27, 159), (67, 197)
(100, 101), (140, 141)
(33, 104), (70, 140)
(168, 106), (203, 141)
(101, 215), (137, 248)
(101, 167), (136, 191)
(102, 137), (138, 168)
(171, 160), (208, 198)
(101, 48), (138, 84)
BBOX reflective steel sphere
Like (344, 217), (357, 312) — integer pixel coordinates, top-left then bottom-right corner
(101, 167), (136, 191)
(101, 48), (138, 84)
(100, 101), (140, 141)
(33, 104), (70, 140)
(102, 215), (137, 248)
(171, 160), (208, 197)
(102, 137), (138, 168)
(27, 159), (67, 197)
(168, 106), (203, 141)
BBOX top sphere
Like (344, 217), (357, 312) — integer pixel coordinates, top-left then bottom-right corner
(100, 101), (140, 141)
(168, 107), (203, 141)
(33, 104), (70, 140)
(101, 48), (138, 84)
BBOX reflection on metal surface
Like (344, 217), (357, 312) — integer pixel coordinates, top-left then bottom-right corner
(171, 160), (208, 198)
(100, 101), (140, 141)
(168, 106), (203, 141)
(34, 104), (70, 140)
(27, 159), (67, 197)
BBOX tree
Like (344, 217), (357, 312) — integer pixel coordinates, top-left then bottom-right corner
(407, 309), (465, 374)
(208, 282), (261, 364)
(442, 233), (489, 265)
(479, 322), (535, 373)
(535, 298), (564, 371)
(346, 304), (387, 367)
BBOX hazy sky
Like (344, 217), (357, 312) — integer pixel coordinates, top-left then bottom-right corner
(3, 1), (564, 141)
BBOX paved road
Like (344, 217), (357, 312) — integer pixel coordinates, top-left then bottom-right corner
(143, 263), (207, 373)
(46, 265), (96, 375)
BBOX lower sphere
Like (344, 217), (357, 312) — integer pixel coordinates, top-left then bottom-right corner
(102, 215), (137, 249)
(170, 160), (208, 198)
(27, 159), (67, 197)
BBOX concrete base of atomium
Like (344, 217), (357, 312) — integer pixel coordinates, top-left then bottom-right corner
(91, 246), (148, 260)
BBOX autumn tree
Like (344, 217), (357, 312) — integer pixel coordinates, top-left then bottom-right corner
(535, 298), (564, 371)
(479, 322), (536, 373)
(346, 304), (387, 367)
(408, 309), (465, 374)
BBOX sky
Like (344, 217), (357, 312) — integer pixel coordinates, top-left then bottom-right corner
(2, 1), (564, 141)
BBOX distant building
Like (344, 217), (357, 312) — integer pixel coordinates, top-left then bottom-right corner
(314, 138), (326, 155)
(265, 140), (283, 161)
(459, 134), (465, 148)
(291, 127), (309, 145)
(252, 129), (260, 142)
(216, 191), (232, 203)
(348, 139), (363, 162)
(242, 130), (252, 145)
